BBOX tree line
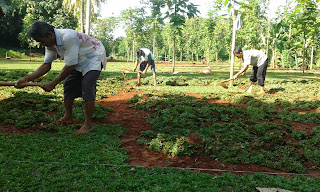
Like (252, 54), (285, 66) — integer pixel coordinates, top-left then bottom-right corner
(0, 0), (319, 71)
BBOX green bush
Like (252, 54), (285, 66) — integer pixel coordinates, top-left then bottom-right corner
(0, 48), (28, 59)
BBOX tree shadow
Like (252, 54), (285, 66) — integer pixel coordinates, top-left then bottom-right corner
(268, 87), (285, 94)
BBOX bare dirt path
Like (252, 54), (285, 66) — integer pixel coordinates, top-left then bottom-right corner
(98, 91), (169, 166)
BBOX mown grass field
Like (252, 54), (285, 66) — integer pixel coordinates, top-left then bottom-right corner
(0, 58), (320, 191)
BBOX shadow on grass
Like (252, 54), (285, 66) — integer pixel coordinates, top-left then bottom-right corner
(268, 87), (286, 94)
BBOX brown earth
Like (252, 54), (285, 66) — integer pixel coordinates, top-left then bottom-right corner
(1, 90), (320, 177)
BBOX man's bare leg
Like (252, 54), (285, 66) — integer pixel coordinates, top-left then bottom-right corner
(258, 86), (265, 94)
(58, 100), (74, 124)
(73, 100), (94, 135)
(137, 73), (141, 86)
(153, 72), (157, 86)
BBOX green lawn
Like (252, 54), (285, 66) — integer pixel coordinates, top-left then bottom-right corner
(0, 58), (320, 191)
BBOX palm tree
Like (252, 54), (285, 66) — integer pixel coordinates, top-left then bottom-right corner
(63, 0), (106, 34)
(63, 0), (85, 32)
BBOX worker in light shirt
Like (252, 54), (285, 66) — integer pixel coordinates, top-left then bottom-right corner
(15, 21), (107, 135)
(133, 48), (157, 86)
(233, 47), (268, 94)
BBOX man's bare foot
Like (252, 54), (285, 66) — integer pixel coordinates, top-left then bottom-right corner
(258, 90), (266, 95)
(55, 116), (75, 125)
(72, 124), (93, 135)
(136, 83), (141, 87)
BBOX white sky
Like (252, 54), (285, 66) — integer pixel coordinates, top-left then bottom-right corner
(98, 0), (286, 37)
(99, 0), (212, 18)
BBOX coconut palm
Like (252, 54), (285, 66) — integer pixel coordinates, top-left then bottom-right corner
(63, 0), (106, 34)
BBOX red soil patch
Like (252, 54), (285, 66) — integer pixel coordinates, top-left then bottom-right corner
(0, 125), (40, 134)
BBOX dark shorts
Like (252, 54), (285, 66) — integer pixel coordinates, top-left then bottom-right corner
(250, 59), (268, 87)
(64, 70), (101, 101)
(139, 60), (156, 72)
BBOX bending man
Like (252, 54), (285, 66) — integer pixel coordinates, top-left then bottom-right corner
(233, 47), (268, 94)
(15, 21), (106, 135)
(133, 48), (157, 86)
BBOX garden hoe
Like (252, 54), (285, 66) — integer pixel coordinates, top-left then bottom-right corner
(0, 81), (44, 88)
(220, 78), (234, 89)
(121, 68), (142, 79)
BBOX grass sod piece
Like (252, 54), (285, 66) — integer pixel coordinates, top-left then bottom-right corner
(0, 92), (112, 129)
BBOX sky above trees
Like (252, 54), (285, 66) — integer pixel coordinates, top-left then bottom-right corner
(99, 0), (212, 18)
(99, 0), (286, 37)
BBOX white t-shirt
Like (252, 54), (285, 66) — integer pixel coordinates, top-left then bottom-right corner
(243, 50), (267, 67)
(44, 29), (107, 75)
(136, 48), (155, 61)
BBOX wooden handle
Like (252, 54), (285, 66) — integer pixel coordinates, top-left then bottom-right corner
(0, 81), (43, 88)
(220, 78), (234, 83)
(121, 68), (142, 73)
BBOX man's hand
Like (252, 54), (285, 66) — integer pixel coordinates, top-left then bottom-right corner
(42, 82), (56, 92)
(15, 78), (28, 88)
(143, 70), (147, 75)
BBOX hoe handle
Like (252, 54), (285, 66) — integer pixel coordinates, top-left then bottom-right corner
(220, 78), (234, 83)
(121, 68), (142, 73)
(220, 78), (235, 89)
(0, 81), (44, 88)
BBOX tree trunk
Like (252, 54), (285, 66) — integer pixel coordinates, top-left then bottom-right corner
(153, 27), (156, 60)
(295, 54), (298, 69)
(310, 46), (314, 70)
(168, 45), (171, 64)
(132, 37), (135, 64)
(271, 39), (276, 68)
(287, 24), (291, 68)
(207, 39), (212, 65)
(272, 50), (275, 68)
(191, 51), (194, 63)
(302, 38), (305, 73)
(266, 22), (270, 56)
(229, 0), (236, 87)
(80, 0), (84, 33)
(85, 0), (91, 35)
(172, 37), (176, 73)
(126, 51), (129, 62)
(216, 52), (218, 62)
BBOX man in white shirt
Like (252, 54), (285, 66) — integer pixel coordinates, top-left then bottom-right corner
(133, 48), (157, 86)
(15, 21), (107, 135)
(233, 47), (268, 94)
